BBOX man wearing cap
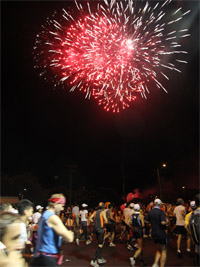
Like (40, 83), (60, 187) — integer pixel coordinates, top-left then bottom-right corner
(32, 205), (44, 225)
(189, 194), (200, 266)
(129, 204), (145, 266)
(76, 203), (91, 246)
(89, 202), (108, 267)
(146, 198), (167, 267)
(31, 194), (74, 266)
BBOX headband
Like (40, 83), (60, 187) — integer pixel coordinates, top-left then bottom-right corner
(48, 198), (66, 204)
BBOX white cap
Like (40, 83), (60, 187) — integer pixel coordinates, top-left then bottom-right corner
(134, 204), (140, 211)
(82, 203), (88, 208)
(36, 205), (44, 210)
(130, 203), (134, 208)
(190, 201), (196, 207)
(154, 199), (162, 205)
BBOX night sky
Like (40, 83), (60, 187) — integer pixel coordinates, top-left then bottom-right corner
(2, 1), (199, 195)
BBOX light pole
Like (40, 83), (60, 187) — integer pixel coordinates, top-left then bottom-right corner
(157, 163), (166, 199)
(19, 188), (27, 200)
(66, 164), (78, 206)
(121, 141), (126, 202)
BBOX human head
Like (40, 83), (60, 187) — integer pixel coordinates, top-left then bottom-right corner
(0, 203), (13, 212)
(150, 201), (153, 207)
(120, 203), (126, 211)
(194, 194), (200, 207)
(82, 203), (88, 209)
(190, 201), (196, 210)
(177, 198), (184, 206)
(108, 203), (113, 209)
(98, 202), (105, 209)
(0, 211), (24, 252)
(134, 204), (140, 211)
(154, 198), (162, 206)
(36, 205), (44, 212)
(48, 194), (66, 214)
(130, 203), (134, 209)
(105, 202), (111, 209)
(18, 199), (34, 218)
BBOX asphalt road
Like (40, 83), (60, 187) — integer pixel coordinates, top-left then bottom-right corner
(61, 235), (196, 266)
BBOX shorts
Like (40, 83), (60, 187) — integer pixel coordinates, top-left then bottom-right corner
(106, 223), (115, 233)
(121, 221), (130, 232)
(174, 225), (186, 235)
(121, 220), (126, 226)
(31, 255), (58, 266)
(132, 230), (143, 239)
(154, 238), (168, 246)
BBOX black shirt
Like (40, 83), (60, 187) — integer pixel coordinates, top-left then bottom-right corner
(146, 207), (167, 240)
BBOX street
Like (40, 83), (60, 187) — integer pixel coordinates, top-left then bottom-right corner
(61, 235), (195, 266)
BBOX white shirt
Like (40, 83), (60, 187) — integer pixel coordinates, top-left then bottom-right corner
(20, 222), (27, 245)
(32, 212), (42, 224)
(80, 210), (88, 222)
(174, 205), (185, 226)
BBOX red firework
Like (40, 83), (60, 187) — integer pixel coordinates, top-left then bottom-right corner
(34, 0), (190, 112)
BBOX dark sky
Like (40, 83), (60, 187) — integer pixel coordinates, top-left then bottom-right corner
(1, 1), (199, 194)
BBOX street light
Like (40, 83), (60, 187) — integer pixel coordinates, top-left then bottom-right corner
(66, 164), (78, 206)
(19, 188), (27, 200)
(157, 163), (167, 199)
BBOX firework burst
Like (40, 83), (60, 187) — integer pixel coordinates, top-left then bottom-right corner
(34, 0), (191, 112)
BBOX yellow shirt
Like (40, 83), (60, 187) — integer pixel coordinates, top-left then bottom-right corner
(185, 211), (193, 227)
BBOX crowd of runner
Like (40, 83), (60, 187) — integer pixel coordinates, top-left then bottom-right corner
(0, 193), (199, 267)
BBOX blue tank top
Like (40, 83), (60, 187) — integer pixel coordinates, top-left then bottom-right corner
(34, 210), (62, 256)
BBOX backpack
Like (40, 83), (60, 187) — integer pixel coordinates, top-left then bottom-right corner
(189, 210), (200, 245)
(131, 213), (141, 233)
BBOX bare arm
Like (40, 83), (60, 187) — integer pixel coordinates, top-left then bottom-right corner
(110, 210), (116, 221)
(47, 215), (74, 242)
(89, 211), (95, 222)
(127, 214), (132, 226)
(102, 210), (108, 224)
(181, 209), (185, 219)
(139, 214), (145, 228)
(85, 211), (89, 219)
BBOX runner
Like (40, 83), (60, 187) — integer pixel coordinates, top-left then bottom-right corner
(104, 203), (116, 247)
(31, 194), (74, 266)
(146, 198), (167, 267)
(173, 198), (186, 257)
(129, 204), (145, 266)
(89, 202), (108, 267)
(76, 203), (91, 245)
(0, 211), (25, 267)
